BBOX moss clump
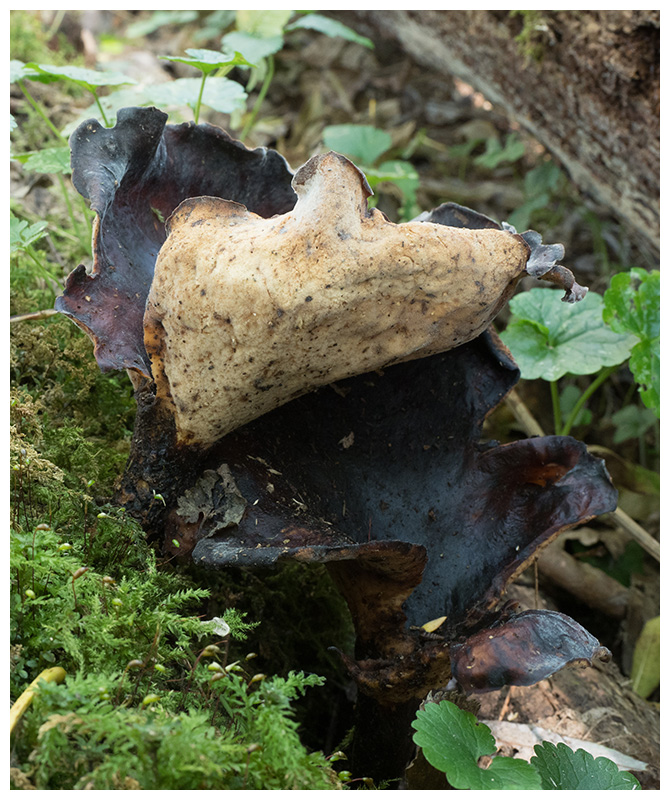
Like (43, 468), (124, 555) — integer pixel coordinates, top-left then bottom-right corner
(509, 10), (553, 63)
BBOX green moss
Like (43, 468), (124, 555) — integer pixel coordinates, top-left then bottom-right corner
(10, 309), (347, 790)
(10, 10), (80, 65)
(509, 10), (552, 63)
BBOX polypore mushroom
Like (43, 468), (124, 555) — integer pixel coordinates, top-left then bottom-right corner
(146, 150), (585, 446)
(55, 107), (616, 784)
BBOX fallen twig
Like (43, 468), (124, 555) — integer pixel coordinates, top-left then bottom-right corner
(10, 309), (58, 324)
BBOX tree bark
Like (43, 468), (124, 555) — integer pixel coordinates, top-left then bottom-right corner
(332, 10), (660, 255)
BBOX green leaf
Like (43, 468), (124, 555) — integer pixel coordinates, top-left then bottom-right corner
(474, 133), (525, 169)
(603, 268), (659, 341)
(17, 146), (71, 175)
(603, 269), (660, 415)
(412, 701), (542, 790)
(69, 78), (247, 128)
(322, 124), (392, 166)
(161, 48), (255, 74)
(630, 615), (660, 699)
(10, 213), (48, 252)
(559, 385), (592, 428)
(531, 741), (640, 790)
(611, 405), (657, 444)
(500, 289), (637, 381)
(506, 192), (549, 234)
(168, 77), (248, 115)
(125, 10), (199, 38)
(221, 31), (284, 64)
(524, 158), (563, 196)
(23, 62), (136, 91)
(10, 59), (40, 84)
(365, 160), (420, 218)
(235, 9), (293, 38)
(286, 13), (374, 49)
(630, 338), (660, 414)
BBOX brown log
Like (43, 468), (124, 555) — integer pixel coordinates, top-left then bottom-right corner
(332, 11), (660, 255)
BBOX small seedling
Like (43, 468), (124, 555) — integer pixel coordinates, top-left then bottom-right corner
(160, 48), (255, 124)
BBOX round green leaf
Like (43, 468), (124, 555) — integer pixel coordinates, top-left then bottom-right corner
(10, 59), (40, 84)
(23, 62), (136, 90)
(322, 124), (392, 166)
(221, 31), (284, 63)
(161, 48), (255, 74)
(411, 701), (541, 790)
(286, 13), (374, 49)
(531, 741), (640, 790)
(235, 9), (293, 38)
(500, 289), (636, 381)
(68, 78), (247, 129)
(603, 269), (659, 415)
(603, 268), (659, 341)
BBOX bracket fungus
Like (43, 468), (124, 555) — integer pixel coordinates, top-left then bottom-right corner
(57, 107), (617, 782)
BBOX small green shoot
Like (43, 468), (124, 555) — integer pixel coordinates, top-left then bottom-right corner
(10, 212), (63, 297)
(507, 158), (565, 232)
(21, 62), (136, 127)
(10, 213), (48, 253)
(473, 132), (525, 170)
(223, 10), (374, 139)
(322, 123), (391, 164)
(160, 49), (255, 123)
(611, 405), (658, 445)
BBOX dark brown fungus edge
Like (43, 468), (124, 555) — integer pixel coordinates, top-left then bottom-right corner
(450, 609), (612, 693)
(55, 106), (296, 375)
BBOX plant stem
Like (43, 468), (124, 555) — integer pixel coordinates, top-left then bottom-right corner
(91, 90), (110, 127)
(17, 80), (66, 141)
(549, 380), (562, 435)
(24, 246), (63, 293)
(240, 55), (274, 140)
(194, 72), (208, 124)
(560, 364), (619, 437)
(56, 174), (81, 241)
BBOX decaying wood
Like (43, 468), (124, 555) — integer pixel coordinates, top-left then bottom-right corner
(331, 10), (660, 254)
(537, 537), (629, 619)
(476, 658), (660, 789)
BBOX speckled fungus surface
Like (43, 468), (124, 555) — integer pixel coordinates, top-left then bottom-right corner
(146, 151), (586, 446)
